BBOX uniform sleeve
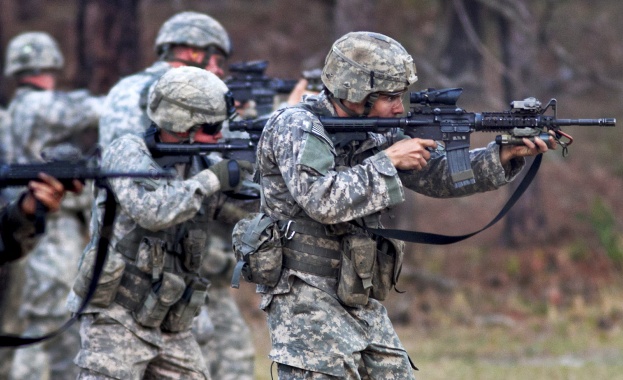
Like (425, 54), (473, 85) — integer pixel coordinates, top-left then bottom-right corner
(269, 110), (404, 224)
(399, 141), (525, 197)
(102, 136), (222, 231)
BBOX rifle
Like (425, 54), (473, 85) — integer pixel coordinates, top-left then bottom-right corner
(0, 160), (173, 233)
(225, 60), (298, 116)
(230, 87), (616, 188)
(0, 159), (172, 347)
(145, 130), (257, 166)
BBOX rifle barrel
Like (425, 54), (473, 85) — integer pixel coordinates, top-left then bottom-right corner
(555, 118), (616, 126)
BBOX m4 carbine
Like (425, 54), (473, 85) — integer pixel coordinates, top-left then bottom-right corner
(230, 87), (616, 188)
(0, 159), (173, 233)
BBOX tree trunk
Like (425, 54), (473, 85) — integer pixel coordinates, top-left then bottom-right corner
(331, 0), (377, 39)
(76, 0), (142, 94)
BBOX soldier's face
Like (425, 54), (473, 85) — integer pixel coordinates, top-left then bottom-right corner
(367, 91), (406, 117)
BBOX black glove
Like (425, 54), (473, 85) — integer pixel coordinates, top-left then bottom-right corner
(208, 159), (254, 192)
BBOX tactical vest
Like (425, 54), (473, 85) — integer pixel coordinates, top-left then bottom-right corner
(233, 98), (404, 306)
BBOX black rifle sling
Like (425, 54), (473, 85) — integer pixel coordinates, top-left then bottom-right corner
(362, 154), (542, 245)
(0, 184), (117, 347)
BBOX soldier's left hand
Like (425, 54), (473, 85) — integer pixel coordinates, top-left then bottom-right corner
(499, 135), (556, 166)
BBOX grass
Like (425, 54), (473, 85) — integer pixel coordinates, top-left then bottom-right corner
(247, 287), (623, 380)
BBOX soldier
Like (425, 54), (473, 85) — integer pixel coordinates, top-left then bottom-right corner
(98, 11), (231, 148)
(98, 11), (255, 379)
(2, 31), (102, 380)
(0, 108), (10, 163)
(247, 31), (553, 379)
(66, 66), (253, 379)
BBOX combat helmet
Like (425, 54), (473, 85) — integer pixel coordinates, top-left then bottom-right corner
(155, 11), (231, 58)
(4, 32), (64, 77)
(322, 31), (417, 115)
(147, 66), (235, 133)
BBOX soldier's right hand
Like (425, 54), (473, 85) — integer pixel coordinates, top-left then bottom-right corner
(384, 138), (438, 171)
(208, 159), (254, 192)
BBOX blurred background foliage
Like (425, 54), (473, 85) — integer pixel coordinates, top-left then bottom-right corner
(1, 1), (622, 377)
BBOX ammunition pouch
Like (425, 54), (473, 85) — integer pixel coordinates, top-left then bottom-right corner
(105, 225), (210, 329)
(337, 234), (376, 307)
(231, 212), (283, 288)
(162, 277), (210, 332)
(182, 229), (207, 272)
(371, 236), (404, 301)
(134, 272), (186, 328)
(73, 246), (126, 308)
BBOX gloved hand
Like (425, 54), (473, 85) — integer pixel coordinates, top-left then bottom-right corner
(208, 159), (254, 192)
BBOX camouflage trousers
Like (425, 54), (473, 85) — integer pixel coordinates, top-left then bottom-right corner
(200, 286), (255, 380)
(8, 315), (80, 380)
(264, 278), (415, 380)
(75, 313), (209, 380)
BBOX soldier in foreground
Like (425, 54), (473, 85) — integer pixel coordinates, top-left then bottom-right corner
(67, 67), (252, 379)
(97, 11), (255, 379)
(3, 31), (102, 380)
(247, 31), (553, 379)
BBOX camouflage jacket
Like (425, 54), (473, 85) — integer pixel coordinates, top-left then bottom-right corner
(67, 133), (226, 342)
(6, 86), (102, 164)
(256, 91), (524, 297)
(98, 61), (171, 148)
(0, 107), (10, 163)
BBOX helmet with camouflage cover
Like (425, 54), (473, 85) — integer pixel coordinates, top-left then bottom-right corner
(147, 66), (234, 133)
(321, 31), (417, 104)
(155, 11), (231, 58)
(4, 32), (64, 77)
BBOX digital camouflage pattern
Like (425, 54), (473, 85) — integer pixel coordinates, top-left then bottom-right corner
(199, 222), (255, 380)
(76, 312), (207, 380)
(98, 61), (170, 147)
(0, 108), (10, 163)
(6, 87), (102, 164)
(6, 85), (102, 380)
(155, 11), (231, 57)
(98, 55), (255, 378)
(147, 66), (229, 132)
(4, 31), (64, 77)
(66, 133), (221, 379)
(321, 32), (417, 103)
(255, 90), (525, 378)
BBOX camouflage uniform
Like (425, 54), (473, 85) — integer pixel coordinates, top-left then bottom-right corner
(97, 12), (255, 379)
(66, 133), (217, 379)
(3, 31), (102, 380)
(6, 87), (101, 380)
(97, 61), (170, 148)
(255, 86), (525, 379)
(0, 108), (10, 163)
(67, 67), (250, 380)
(199, 221), (255, 380)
